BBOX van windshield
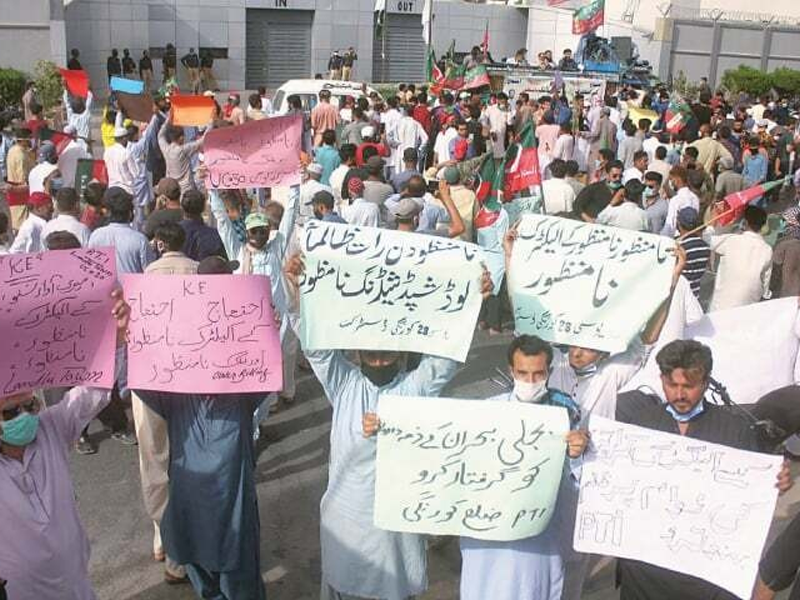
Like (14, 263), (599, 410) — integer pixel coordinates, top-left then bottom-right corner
(272, 90), (284, 113)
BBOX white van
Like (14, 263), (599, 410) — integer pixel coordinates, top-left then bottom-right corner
(272, 79), (382, 114)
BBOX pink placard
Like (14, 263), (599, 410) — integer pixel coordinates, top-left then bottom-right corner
(0, 248), (117, 395)
(123, 274), (283, 394)
(204, 114), (302, 190)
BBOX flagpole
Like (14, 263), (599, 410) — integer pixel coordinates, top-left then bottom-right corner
(425, 0), (433, 54)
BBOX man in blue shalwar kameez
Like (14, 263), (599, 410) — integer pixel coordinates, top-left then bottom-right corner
(135, 256), (268, 600)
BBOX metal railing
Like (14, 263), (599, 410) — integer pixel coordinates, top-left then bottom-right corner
(659, 3), (800, 28)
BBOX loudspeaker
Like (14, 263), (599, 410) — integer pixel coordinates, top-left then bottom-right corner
(611, 36), (633, 62)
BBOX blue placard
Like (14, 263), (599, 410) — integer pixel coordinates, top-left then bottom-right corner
(110, 76), (145, 95)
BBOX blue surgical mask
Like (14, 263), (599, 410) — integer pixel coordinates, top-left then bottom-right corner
(665, 400), (705, 423)
(1, 412), (40, 446)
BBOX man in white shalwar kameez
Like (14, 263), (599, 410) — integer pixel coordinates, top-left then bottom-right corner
(390, 109), (427, 175)
(381, 98), (403, 178)
(284, 253), (492, 600)
(458, 335), (588, 600)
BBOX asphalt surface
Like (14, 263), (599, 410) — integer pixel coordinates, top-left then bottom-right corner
(70, 325), (800, 600)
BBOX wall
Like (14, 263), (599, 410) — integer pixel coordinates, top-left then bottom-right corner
(0, 0), (61, 75)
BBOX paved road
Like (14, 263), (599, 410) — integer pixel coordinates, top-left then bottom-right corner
(70, 325), (800, 600)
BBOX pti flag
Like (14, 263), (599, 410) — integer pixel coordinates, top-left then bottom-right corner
(504, 120), (542, 198)
(548, 0), (587, 7)
(716, 178), (787, 226)
(74, 158), (108, 196)
(475, 154), (504, 210)
(665, 97), (693, 134)
(38, 127), (73, 155)
(572, 0), (605, 35)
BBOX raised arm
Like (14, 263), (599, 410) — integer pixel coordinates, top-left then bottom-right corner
(276, 184), (300, 259)
(208, 188), (243, 260)
(438, 180), (465, 238)
(640, 244), (687, 345)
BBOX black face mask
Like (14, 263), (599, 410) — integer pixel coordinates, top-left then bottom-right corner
(361, 363), (400, 387)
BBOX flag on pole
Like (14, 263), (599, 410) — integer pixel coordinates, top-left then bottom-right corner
(504, 120), (542, 198)
(422, 0), (433, 44)
(74, 158), (108, 194)
(475, 154), (504, 210)
(717, 178), (787, 226)
(38, 127), (73, 155)
(548, 0), (587, 7)
(572, 0), (605, 35)
(481, 20), (490, 56)
(426, 48), (444, 84)
(374, 0), (386, 40)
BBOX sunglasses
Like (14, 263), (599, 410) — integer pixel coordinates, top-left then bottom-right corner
(1, 399), (38, 422)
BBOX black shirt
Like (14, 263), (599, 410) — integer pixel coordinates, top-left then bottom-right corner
(139, 56), (153, 72)
(691, 103), (712, 127)
(200, 54), (213, 68)
(163, 50), (177, 69)
(180, 218), (227, 262)
(144, 208), (183, 240)
(67, 57), (82, 70)
(107, 56), (122, 76)
(615, 390), (760, 600)
(343, 52), (357, 67)
(574, 181), (613, 219)
(122, 56), (136, 74)
(181, 53), (199, 69)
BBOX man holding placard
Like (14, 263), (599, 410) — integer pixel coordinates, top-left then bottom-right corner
(610, 340), (793, 599)
(0, 287), (130, 600)
(504, 214), (688, 600)
(283, 246), (493, 600)
(455, 335), (589, 600)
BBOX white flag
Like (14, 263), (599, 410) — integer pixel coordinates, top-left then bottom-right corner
(422, 0), (433, 43)
(374, 0), (386, 11)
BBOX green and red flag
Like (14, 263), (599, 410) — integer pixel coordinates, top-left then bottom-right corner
(504, 120), (542, 198)
(475, 154), (504, 211)
(74, 158), (108, 195)
(38, 127), (72, 155)
(665, 96), (693, 134)
(572, 0), (605, 35)
(716, 178), (787, 226)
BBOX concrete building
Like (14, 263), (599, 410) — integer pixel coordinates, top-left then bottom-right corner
(3, 0), (800, 92)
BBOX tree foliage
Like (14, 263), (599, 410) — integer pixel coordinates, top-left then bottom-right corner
(0, 67), (27, 107)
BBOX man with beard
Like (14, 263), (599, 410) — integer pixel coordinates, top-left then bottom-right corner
(282, 252), (493, 600)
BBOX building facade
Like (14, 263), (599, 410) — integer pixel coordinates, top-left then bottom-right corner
(3, 0), (800, 93)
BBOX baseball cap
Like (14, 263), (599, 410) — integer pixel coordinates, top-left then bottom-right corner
(197, 256), (241, 274)
(443, 166), (460, 185)
(37, 141), (57, 163)
(361, 125), (376, 139)
(245, 212), (270, 230)
(677, 206), (701, 230)
(390, 197), (422, 220)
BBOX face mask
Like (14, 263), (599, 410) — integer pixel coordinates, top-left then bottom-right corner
(665, 399), (704, 422)
(608, 181), (623, 191)
(572, 362), (598, 377)
(512, 379), (547, 403)
(361, 363), (400, 387)
(313, 210), (324, 220)
(49, 177), (64, 194)
(643, 187), (657, 198)
(1, 412), (40, 447)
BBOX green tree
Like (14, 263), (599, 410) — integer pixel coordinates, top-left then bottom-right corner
(720, 65), (772, 96)
(33, 60), (64, 113)
(0, 67), (27, 107)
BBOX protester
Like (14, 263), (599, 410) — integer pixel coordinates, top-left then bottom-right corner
(41, 187), (90, 247)
(705, 205), (773, 311)
(341, 177), (379, 227)
(574, 159), (623, 222)
(28, 141), (59, 195)
(311, 90), (339, 147)
(615, 340), (792, 599)
(676, 207), (711, 300)
(0, 289), (129, 600)
(661, 165), (700, 237)
(89, 186), (154, 274)
(284, 252), (492, 600)
(459, 335), (586, 600)
(180, 189), (226, 262)
(596, 179), (649, 231)
(312, 190), (346, 224)
(314, 129), (341, 186)
(157, 114), (205, 193)
(542, 159), (576, 215)
(145, 177), (183, 239)
(9, 191), (53, 253)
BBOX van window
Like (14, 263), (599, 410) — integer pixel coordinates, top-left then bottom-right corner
(272, 91), (285, 113)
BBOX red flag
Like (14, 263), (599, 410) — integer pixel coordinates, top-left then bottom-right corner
(39, 128), (73, 155)
(717, 179), (785, 226)
(59, 68), (89, 98)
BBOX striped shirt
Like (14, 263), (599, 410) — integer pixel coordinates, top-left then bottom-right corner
(680, 235), (711, 298)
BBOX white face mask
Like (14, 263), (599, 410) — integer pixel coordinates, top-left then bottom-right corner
(512, 379), (547, 403)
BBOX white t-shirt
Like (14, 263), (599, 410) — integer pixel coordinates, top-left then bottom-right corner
(28, 162), (58, 193)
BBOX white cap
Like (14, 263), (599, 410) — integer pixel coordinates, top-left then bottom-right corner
(306, 162), (324, 175)
(361, 125), (376, 138)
